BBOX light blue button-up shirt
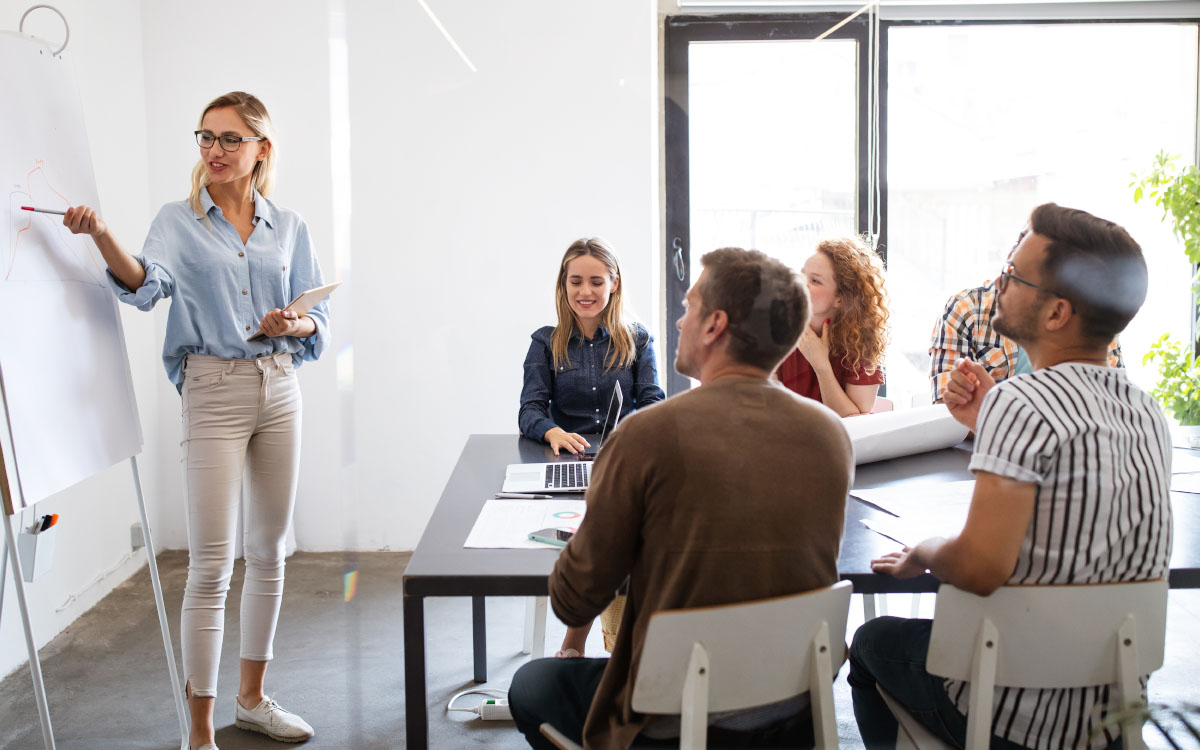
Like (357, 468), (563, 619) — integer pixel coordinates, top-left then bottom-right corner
(108, 188), (330, 391)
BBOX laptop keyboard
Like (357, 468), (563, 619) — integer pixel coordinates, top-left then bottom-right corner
(545, 462), (589, 490)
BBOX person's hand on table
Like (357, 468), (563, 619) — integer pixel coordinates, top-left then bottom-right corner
(544, 427), (590, 456)
(871, 548), (928, 579)
(944, 358), (994, 433)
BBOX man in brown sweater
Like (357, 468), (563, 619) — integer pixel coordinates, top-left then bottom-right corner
(509, 247), (854, 750)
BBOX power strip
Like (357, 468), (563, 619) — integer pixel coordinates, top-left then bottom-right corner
(446, 687), (512, 721)
(478, 699), (512, 720)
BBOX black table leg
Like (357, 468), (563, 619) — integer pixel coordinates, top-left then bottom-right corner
(472, 595), (487, 683)
(404, 593), (427, 750)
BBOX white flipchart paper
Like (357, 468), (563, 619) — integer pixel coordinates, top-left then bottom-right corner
(464, 499), (587, 549)
(0, 35), (142, 509)
(842, 405), (969, 465)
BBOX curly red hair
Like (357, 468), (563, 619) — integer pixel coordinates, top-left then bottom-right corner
(818, 236), (890, 375)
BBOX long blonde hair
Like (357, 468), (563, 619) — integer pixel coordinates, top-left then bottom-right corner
(818, 236), (890, 375)
(551, 238), (636, 372)
(188, 91), (277, 218)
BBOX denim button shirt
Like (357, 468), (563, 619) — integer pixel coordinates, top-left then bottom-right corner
(107, 188), (330, 391)
(519, 322), (665, 441)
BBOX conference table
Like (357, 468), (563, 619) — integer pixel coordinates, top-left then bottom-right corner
(401, 431), (1200, 749)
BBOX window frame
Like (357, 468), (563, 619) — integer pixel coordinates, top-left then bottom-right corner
(664, 14), (877, 395)
(664, 13), (1200, 395)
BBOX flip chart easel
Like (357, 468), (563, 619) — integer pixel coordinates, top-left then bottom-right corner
(0, 12), (187, 750)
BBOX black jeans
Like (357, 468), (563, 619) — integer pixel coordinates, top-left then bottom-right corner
(508, 656), (815, 749)
(848, 616), (1121, 750)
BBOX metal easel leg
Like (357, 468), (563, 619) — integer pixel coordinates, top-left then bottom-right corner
(129, 456), (188, 748)
(1, 525), (8, 626)
(3, 512), (56, 750)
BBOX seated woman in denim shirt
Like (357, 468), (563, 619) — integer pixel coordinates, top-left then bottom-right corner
(519, 237), (665, 657)
(519, 237), (665, 455)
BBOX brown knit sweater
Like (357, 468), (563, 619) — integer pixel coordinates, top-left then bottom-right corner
(548, 375), (854, 750)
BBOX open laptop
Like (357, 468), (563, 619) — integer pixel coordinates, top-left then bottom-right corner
(502, 382), (624, 493)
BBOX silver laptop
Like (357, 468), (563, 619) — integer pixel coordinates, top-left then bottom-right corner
(503, 382), (624, 493)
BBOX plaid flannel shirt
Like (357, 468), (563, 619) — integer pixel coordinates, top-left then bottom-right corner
(929, 279), (1122, 403)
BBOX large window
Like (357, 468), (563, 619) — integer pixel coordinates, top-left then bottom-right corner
(666, 15), (1199, 410)
(886, 21), (1198, 407)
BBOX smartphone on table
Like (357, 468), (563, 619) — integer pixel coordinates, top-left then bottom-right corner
(528, 527), (575, 547)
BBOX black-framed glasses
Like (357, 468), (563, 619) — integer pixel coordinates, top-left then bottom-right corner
(998, 261), (1049, 294)
(194, 130), (264, 152)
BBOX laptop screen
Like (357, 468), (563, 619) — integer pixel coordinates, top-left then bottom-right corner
(590, 381), (624, 454)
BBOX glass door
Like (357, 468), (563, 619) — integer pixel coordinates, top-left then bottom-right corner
(665, 16), (872, 394)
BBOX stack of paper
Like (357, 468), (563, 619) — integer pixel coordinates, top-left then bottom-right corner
(851, 480), (976, 546)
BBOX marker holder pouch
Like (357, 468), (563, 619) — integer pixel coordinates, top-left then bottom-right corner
(17, 525), (56, 582)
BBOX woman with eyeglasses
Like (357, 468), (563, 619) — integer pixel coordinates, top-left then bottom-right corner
(63, 92), (325, 750)
(776, 236), (890, 416)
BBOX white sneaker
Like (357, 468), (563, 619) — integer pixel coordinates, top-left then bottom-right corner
(234, 695), (314, 742)
(193, 745), (219, 750)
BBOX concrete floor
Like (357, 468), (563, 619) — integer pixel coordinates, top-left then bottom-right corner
(1, 551), (1198, 749)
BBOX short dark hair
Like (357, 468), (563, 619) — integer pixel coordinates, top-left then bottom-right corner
(1030, 203), (1147, 344)
(698, 248), (810, 370)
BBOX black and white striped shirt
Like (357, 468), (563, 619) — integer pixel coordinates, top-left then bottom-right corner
(946, 363), (1173, 750)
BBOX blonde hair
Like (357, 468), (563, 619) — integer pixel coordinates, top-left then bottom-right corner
(188, 91), (277, 218)
(551, 238), (636, 372)
(817, 236), (890, 375)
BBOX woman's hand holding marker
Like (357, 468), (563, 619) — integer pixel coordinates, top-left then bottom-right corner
(62, 205), (108, 239)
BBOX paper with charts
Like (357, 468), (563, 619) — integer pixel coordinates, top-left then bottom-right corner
(0, 33), (141, 509)
(851, 480), (975, 547)
(464, 499), (587, 549)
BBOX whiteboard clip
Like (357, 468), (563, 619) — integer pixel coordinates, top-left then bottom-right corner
(19, 4), (69, 56)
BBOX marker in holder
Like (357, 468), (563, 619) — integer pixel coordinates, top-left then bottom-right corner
(17, 523), (58, 582)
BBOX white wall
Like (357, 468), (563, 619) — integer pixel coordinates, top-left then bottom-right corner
(137, 0), (340, 549)
(0, 0), (159, 678)
(2, 0), (661, 677)
(346, 0), (660, 549)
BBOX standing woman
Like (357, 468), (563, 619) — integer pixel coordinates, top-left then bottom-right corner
(64, 92), (325, 750)
(519, 237), (665, 656)
(776, 236), (889, 416)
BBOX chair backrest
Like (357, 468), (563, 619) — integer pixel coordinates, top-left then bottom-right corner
(926, 581), (1167, 688)
(870, 396), (895, 414)
(926, 581), (1168, 750)
(631, 580), (851, 707)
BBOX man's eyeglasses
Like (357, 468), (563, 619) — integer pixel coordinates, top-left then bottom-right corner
(998, 261), (1050, 294)
(195, 130), (264, 152)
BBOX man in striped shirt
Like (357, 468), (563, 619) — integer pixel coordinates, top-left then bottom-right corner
(851, 203), (1173, 750)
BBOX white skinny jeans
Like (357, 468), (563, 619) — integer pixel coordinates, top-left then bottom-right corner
(180, 353), (301, 698)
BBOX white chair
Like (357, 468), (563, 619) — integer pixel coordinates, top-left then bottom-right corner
(877, 581), (1168, 750)
(523, 596), (548, 657)
(540, 580), (852, 749)
(871, 396), (895, 414)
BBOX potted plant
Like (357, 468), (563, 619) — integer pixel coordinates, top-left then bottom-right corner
(1131, 151), (1200, 426)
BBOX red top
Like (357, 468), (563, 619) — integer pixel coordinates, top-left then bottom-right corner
(776, 349), (884, 403)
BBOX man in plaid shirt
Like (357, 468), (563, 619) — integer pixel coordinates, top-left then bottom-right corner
(930, 278), (1122, 403)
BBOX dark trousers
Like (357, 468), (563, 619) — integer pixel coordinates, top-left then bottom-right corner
(848, 616), (1121, 750)
(508, 656), (815, 749)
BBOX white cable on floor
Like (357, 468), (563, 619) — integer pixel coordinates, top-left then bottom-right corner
(55, 550), (137, 613)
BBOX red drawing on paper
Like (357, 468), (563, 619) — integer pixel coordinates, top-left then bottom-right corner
(5, 160), (106, 285)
